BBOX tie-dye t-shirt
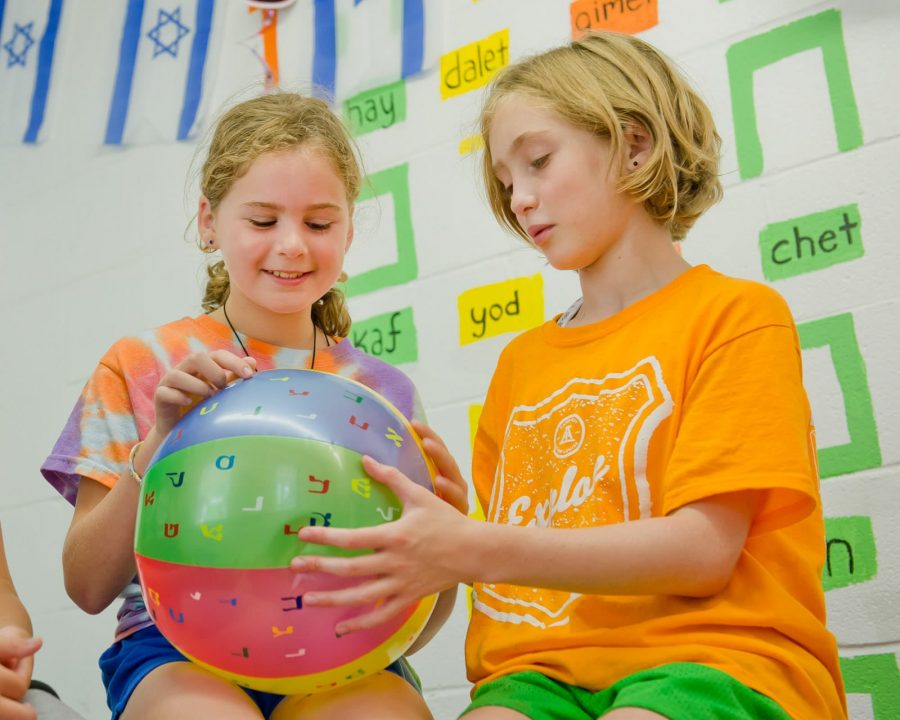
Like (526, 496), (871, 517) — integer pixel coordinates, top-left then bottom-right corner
(466, 266), (846, 720)
(41, 313), (425, 641)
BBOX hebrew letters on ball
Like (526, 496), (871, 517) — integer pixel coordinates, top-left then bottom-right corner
(134, 369), (437, 694)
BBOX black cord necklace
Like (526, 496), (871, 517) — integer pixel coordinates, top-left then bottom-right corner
(221, 300), (318, 369)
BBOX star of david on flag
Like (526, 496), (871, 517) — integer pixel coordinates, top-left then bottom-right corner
(105, 0), (223, 145)
(210, 0), (440, 113)
(0, 0), (64, 144)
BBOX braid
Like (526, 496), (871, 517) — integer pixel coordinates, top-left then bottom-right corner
(311, 272), (352, 337)
(201, 260), (230, 313)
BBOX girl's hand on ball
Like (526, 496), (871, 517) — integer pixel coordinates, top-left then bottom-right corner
(153, 350), (256, 436)
(410, 421), (469, 515)
(293, 455), (471, 635)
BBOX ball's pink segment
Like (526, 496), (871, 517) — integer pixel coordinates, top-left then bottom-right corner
(138, 555), (416, 677)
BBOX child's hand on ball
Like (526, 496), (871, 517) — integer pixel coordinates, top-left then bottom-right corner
(153, 350), (257, 436)
(292, 455), (472, 635)
(410, 421), (469, 515)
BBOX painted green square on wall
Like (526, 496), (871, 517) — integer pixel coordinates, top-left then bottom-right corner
(345, 164), (418, 298)
(350, 307), (418, 365)
(823, 515), (877, 591)
(840, 654), (900, 720)
(726, 10), (862, 179)
(798, 313), (881, 478)
(343, 81), (407, 137)
(760, 204), (863, 280)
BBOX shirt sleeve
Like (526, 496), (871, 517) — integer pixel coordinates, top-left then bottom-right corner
(41, 338), (159, 503)
(471, 350), (513, 521)
(661, 324), (819, 535)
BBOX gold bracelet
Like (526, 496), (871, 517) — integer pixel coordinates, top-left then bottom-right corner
(128, 441), (145, 485)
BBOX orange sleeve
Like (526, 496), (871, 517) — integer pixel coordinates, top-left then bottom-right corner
(661, 324), (818, 534)
(471, 349), (515, 521)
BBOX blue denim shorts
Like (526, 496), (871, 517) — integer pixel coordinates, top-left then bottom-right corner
(99, 624), (420, 719)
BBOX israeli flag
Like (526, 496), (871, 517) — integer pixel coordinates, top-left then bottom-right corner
(105, 0), (221, 145)
(0, 0), (64, 144)
(328, 0), (440, 101)
(211, 0), (439, 109)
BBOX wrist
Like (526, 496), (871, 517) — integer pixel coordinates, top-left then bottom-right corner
(130, 427), (166, 482)
(455, 516), (494, 585)
(127, 441), (145, 484)
(465, 521), (527, 586)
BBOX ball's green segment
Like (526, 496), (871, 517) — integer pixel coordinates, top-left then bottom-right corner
(135, 435), (402, 568)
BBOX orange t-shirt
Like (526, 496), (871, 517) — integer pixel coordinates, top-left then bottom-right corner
(466, 266), (846, 720)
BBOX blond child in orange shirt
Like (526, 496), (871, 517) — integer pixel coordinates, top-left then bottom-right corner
(294, 32), (847, 720)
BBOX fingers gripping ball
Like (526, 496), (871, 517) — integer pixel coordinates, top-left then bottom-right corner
(134, 369), (437, 695)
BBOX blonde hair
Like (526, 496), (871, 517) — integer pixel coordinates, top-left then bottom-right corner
(199, 92), (361, 336)
(479, 32), (722, 242)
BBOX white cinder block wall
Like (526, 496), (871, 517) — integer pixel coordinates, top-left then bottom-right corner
(1, 1), (897, 718)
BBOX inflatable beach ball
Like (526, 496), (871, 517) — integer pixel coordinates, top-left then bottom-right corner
(133, 369), (437, 695)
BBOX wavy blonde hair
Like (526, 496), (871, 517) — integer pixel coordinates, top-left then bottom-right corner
(199, 93), (361, 336)
(479, 32), (722, 242)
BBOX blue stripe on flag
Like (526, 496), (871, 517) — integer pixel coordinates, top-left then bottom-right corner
(313, 0), (336, 100)
(401, 0), (423, 79)
(24, 0), (63, 143)
(0, 0), (7, 38)
(105, 0), (145, 145)
(177, 0), (213, 141)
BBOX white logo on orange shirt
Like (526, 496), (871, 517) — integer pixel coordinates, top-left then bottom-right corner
(553, 414), (585, 458)
(474, 357), (672, 629)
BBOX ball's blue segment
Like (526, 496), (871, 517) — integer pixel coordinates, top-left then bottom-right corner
(149, 369), (432, 491)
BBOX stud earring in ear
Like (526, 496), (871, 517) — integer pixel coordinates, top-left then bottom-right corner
(632, 160), (639, 167)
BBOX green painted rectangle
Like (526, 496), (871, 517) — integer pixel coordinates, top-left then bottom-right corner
(726, 10), (862, 179)
(760, 204), (862, 280)
(351, 307), (418, 365)
(840, 653), (900, 718)
(343, 80), (407, 136)
(345, 163), (417, 297)
(823, 515), (877, 591)
(798, 313), (881, 478)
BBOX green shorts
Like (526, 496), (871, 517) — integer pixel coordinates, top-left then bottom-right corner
(462, 663), (791, 720)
